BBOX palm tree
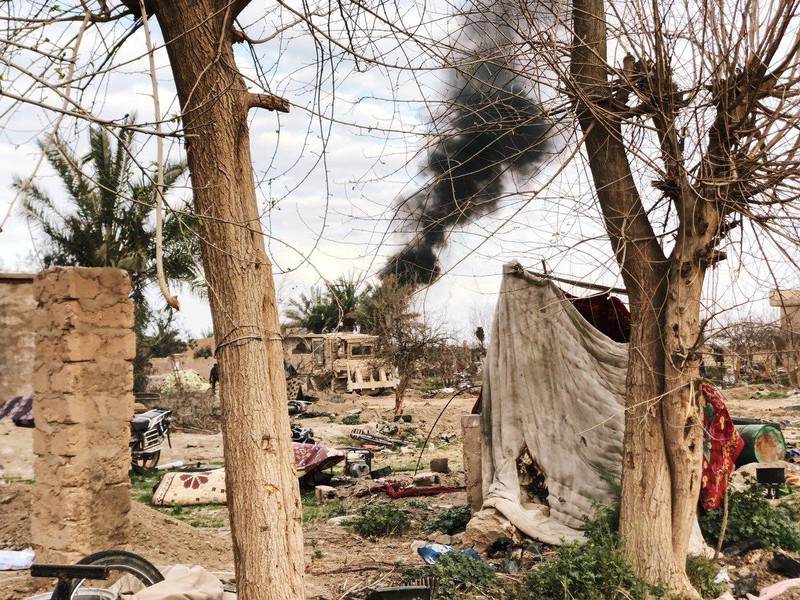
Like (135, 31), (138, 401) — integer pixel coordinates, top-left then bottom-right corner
(19, 121), (200, 323)
(17, 120), (202, 389)
(284, 274), (365, 333)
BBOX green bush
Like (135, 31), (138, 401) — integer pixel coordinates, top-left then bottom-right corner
(342, 415), (361, 425)
(514, 540), (663, 600)
(405, 551), (496, 600)
(512, 504), (665, 600)
(193, 346), (213, 359)
(424, 505), (472, 535)
(686, 556), (725, 599)
(349, 503), (410, 538)
(699, 480), (800, 551)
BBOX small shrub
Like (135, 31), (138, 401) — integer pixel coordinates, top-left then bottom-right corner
(424, 505), (472, 535)
(699, 480), (800, 551)
(342, 415), (361, 425)
(756, 390), (787, 400)
(405, 551), (496, 600)
(193, 346), (213, 359)
(686, 556), (725, 599)
(512, 503), (665, 600)
(349, 503), (410, 538)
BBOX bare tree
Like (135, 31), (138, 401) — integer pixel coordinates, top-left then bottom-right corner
(1, 2), (302, 597)
(715, 317), (782, 383)
(558, 0), (800, 594)
(359, 275), (447, 413)
(374, 0), (800, 594)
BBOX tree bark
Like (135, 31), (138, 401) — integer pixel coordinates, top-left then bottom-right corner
(151, 3), (305, 599)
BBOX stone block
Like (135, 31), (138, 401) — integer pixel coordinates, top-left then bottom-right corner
(35, 393), (98, 425)
(412, 472), (440, 487)
(91, 483), (131, 542)
(78, 294), (135, 325)
(430, 458), (449, 474)
(48, 425), (96, 458)
(35, 298), (134, 334)
(463, 507), (522, 553)
(48, 361), (133, 395)
(314, 485), (338, 502)
(31, 363), (52, 395)
(93, 394), (134, 420)
(32, 428), (50, 456)
(36, 268), (103, 302)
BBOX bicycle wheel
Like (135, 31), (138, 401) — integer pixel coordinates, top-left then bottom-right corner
(70, 550), (164, 598)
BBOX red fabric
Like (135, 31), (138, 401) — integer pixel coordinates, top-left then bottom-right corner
(564, 292), (631, 343)
(354, 481), (465, 498)
(700, 383), (745, 511)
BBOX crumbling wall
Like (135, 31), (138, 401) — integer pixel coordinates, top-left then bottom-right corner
(0, 273), (36, 401)
(770, 290), (800, 386)
(31, 267), (136, 562)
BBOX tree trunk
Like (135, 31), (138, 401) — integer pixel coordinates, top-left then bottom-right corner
(394, 372), (410, 414)
(152, 3), (305, 599)
(570, 1), (703, 596)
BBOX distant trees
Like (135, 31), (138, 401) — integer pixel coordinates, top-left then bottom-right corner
(18, 121), (201, 390)
(715, 318), (783, 383)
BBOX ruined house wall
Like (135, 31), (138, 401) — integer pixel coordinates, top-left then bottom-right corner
(771, 290), (800, 386)
(0, 273), (36, 401)
(31, 267), (136, 562)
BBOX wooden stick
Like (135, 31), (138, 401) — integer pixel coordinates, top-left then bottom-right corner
(528, 270), (628, 295)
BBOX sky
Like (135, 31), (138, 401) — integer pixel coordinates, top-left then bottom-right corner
(0, 0), (794, 342)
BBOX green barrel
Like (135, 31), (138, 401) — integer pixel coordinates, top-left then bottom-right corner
(734, 424), (787, 466)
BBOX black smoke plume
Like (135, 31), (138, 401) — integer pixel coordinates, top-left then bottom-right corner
(381, 58), (550, 287)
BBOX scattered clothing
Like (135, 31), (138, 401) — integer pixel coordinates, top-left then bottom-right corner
(0, 548), (34, 570)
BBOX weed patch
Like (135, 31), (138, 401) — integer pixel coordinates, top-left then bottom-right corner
(699, 480), (800, 551)
(686, 556), (725, 599)
(348, 503), (410, 538)
(302, 494), (348, 523)
(424, 505), (471, 535)
(511, 504), (665, 600)
(405, 551), (496, 599)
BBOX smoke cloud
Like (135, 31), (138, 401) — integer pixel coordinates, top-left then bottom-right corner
(381, 17), (551, 287)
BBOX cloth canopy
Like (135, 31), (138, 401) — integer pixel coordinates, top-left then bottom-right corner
(479, 262), (711, 552)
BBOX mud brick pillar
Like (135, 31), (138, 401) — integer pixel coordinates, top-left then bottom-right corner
(31, 267), (136, 563)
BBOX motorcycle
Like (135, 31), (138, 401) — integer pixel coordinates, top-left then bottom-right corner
(129, 408), (173, 473)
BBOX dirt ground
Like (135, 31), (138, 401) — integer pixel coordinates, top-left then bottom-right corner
(0, 389), (476, 599)
(1, 385), (799, 599)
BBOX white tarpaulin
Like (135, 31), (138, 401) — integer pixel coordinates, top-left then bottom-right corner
(479, 262), (707, 551)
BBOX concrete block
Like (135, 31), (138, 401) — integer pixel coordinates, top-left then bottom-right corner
(461, 414), (483, 512)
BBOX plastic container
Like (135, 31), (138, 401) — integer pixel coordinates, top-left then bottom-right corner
(735, 424), (787, 465)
